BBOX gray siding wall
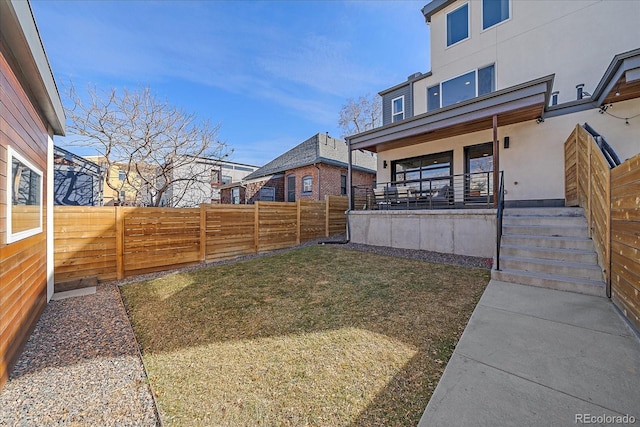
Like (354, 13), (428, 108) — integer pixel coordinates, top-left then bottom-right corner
(382, 84), (412, 125)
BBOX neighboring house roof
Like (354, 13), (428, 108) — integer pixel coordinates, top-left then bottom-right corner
(243, 133), (376, 181)
(0, 0), (65, 135)
(54, 146), (101, 171)
(379, 71), (432, 96)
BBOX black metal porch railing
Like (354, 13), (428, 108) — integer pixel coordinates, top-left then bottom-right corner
(352, 171), (502, 211)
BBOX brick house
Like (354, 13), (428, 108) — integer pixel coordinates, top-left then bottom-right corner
(221, 133), (376, 204)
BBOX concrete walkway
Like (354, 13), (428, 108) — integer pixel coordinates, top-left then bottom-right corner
(419, 280), (640, 427)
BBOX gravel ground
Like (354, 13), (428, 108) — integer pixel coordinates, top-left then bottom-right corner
(0, 239), (489, 426)
(0, 284), (158, 427)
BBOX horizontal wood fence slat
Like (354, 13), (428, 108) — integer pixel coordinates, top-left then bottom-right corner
(54, 197), (347, 282)
(565, 124), (640, 332)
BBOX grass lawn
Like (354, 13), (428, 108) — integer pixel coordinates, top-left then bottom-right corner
(121, 245), (490, 426)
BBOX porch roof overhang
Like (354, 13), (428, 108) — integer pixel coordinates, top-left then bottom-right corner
(348, 75), (553, 153)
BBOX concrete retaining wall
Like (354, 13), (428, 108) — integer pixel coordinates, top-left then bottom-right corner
(348, 209), (496, 258)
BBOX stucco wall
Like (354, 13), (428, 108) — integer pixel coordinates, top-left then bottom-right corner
(415, 1), (640, 111)
(349, 210), (496, 258)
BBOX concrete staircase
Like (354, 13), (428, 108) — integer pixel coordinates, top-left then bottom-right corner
(491, 207), (606, 297)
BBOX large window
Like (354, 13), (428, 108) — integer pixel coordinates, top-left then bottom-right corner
(392, 151), (453, 198)
(483, 0), (510, 30)
(427, 64), (495, 111)
(392, 96), (405, 122)
(7, 147), (43, 243)
(446, 3), (469, 47)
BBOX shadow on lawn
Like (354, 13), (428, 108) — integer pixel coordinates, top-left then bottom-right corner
(120, 245), (488, 425)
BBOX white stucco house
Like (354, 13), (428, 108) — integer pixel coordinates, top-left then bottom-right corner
(346, 0), (640, 258)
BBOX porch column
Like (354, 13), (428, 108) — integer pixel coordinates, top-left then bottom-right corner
(492, 114), (499, 208)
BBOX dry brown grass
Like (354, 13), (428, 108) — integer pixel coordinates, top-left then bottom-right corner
(121, 245), (489, 426)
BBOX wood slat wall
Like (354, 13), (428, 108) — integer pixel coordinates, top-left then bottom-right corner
(0, 49), (50, 390)
(610, 153), (640, 332)
(53, 197), (348, 283)
(564, 124), (640, 332)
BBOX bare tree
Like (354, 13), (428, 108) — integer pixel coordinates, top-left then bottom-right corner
(338, 93), (382, 138)
(65, 85), (231, 207)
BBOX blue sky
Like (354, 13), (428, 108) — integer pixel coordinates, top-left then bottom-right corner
(31, 0), (431, 166)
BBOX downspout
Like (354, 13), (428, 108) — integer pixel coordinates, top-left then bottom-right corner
(314, 162), (321, 201)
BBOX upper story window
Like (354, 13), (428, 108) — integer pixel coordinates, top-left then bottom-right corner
(392, 96), (405, 122)
(482, 0), (510, 30)
(118, 170), (126, 181)
(6, 147), (43, 243)
(427, 64), (495, 111)
(302, 176), (313, 193)
(446, 3), (469, 47)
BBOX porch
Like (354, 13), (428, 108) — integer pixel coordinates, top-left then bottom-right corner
(352, 171), (498, 211)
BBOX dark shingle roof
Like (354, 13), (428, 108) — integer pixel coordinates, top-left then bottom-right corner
(243, 133), (376, 181)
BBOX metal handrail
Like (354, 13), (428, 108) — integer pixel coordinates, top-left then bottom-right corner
(495, 171), (505, 271)
(352, 171), (496, 210)
(583, 123), (621, 168)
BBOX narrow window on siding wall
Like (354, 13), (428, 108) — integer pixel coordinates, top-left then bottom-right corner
(7, 146), (43, 243)
(392, 96), (405, 122)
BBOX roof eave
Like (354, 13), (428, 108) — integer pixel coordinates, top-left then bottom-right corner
(349, 75), (553, 151)
(1, 0), (65, 136)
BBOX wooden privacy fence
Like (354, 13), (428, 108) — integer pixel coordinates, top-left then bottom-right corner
(54, 196), (348, 283)
(565, 124), (640, 331)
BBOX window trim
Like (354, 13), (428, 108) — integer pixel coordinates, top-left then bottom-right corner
(302, 176), (313, 194)
(481, 0), (511, 32)
(391, 95), (405, 123)
(6, 146), (43, 243)
(446, 2), (470, 48)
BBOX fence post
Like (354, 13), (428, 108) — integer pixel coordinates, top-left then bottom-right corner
(296, 200), (302, 245)
(325, 196), (330, 237)
(200, 204), (207, 262)
(254, 202), (260, 254)
(115, 206), (124, 280)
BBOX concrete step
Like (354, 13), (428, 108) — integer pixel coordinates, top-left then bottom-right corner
(491, 268), (606, 297)
(500, 255), (603, 281)
(503, 207), (584, 217)
(503, 215), (587, 228)
(502, 224), (589, 238)
(501, 234), (595, 250)
(500, 244), (598, 264)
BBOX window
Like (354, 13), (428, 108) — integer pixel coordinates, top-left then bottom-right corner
(442, 70), (476, 107)
(211, 169), (220, 184)
(477, 64), (495, 96)
(118, 170), (126, 181)
(287, 175), (296, 202)
(428, 64), (495, 111)
(259, 186), (275, 202)
(446, 3), (469, 47)
(6, 147), (43, 243)
(392, 151), (453, 198)
(465, 143), (494, 203)
(222, 175), (232, 185)
(482, 0), (510, 30)
(302, 176), (313, 193)
(340, 175), (347, 195)
(392, 96), (405, 122)
(427, 85), (440, 112)
(231, 187), (240, 204)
